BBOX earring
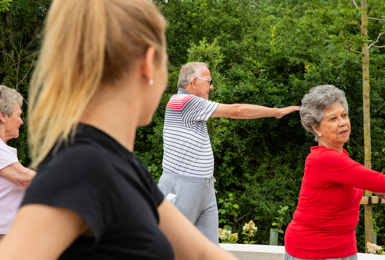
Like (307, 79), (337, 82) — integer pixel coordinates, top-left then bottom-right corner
(318, 133), (322, 137)
(149, 80), (154, 86)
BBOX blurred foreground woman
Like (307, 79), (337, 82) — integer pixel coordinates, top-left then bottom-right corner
(0, 1), (237, 259)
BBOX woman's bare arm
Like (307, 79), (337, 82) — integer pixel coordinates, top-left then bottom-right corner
(0, 204), (89, 260)
(158, 198), (238, 260)
(0, 162), (36, 188)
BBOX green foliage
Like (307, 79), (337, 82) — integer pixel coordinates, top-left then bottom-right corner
(187, 38), (225, 89)
(272, 205), (289, 234)
(0, 0), (12, 13)
(218, 192), (239, 226)
(373, 218), (379, 233)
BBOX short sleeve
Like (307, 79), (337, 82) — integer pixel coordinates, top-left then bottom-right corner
(318, 149), (385, 193)
(133, 155), (165, 207)
(181, 96), (219, 126)
(0, 141), (18, 170)
(148, 174), (165, 207)
(22, 145), (116, 246)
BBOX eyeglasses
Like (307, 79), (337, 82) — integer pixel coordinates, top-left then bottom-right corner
(195, 76), (213, 85)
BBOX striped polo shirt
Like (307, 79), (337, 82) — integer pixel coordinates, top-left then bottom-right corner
(162, 88), (219, 178)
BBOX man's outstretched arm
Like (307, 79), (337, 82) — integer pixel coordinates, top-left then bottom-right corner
(211, 103), (300, 119)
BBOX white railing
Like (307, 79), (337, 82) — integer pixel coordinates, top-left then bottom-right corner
(220, 244), (384, 260)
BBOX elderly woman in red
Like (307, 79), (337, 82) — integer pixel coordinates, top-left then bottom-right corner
(284, 85), (385, 260)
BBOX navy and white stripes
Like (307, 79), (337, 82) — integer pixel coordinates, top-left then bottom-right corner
(162, 89), (219, 177)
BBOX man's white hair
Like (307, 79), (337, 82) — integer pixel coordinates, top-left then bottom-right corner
(177, 62), (208, 89)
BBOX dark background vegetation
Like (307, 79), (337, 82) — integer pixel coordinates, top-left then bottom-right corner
(1, 0), (384, 251)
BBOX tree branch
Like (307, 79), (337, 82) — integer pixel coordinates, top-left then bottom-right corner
(351, 0), (358, 8)
(356, 21), (363, 35)
(16, 54), (36, 89)
(369, 31), (385, 49)
(234, 212), (251, 224)
(346, 44), (364, 55)
(368, 17), (385, 22)
(15, 39), (22, 91)
(0, 51), (15, 64)
(11, 51), (39, 66)
(341, 22), (363, 55)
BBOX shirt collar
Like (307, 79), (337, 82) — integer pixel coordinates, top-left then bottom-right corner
(178, 88), (191, 95)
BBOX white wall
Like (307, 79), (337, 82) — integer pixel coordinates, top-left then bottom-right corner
(220, 244), (384, 260)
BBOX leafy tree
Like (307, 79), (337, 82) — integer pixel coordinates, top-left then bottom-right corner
(0, 0), (52, 164)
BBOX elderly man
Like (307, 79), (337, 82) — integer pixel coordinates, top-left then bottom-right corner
(0, 85), (36, 240)
(158, 62), (299, 243)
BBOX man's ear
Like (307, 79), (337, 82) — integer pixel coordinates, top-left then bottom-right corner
(190, 77), (197, 89)
(141, 47), (156, 85)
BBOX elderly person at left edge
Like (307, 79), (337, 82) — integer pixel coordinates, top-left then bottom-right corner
(0, 85), (36, 240)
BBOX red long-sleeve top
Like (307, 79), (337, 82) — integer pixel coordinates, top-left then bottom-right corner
(285, 146), (385, 259)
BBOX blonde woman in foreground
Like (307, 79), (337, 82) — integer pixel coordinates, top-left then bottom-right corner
(0, 1), (237, 259)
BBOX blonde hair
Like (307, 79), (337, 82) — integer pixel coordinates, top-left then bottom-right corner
(29, 0), (166, 169)
(0, 85), (23, 116)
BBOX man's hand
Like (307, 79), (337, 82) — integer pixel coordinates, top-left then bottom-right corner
(275, 106), (301, 119)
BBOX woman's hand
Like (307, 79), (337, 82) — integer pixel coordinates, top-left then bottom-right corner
(375, 193), (385, 200)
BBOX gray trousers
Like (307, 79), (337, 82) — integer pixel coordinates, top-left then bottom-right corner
(158, 171), (218, 244)
(284, 250), (358, 260)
